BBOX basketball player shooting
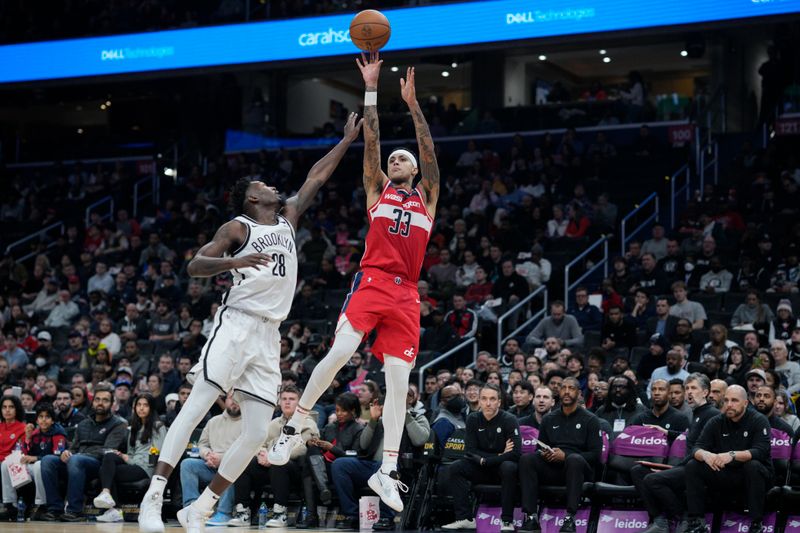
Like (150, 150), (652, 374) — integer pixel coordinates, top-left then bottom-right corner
(138, 113), (363, 533)
(269, 50), (440, 513)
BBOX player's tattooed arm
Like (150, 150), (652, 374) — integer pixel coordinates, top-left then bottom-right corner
(357, 51), (389, 206)
(401, 66), (440, 213)
(283, 112), (364, 227)
(187, 221), (271, 277)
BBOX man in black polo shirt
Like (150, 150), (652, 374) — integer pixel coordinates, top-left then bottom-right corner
(630, 379), (689, 439)
(441, 383), (521, 531)
(519, 377), (602, 533)
(633, 373), (719, 533)
(684, 385), (772, 533)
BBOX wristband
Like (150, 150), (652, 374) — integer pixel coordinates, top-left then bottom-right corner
(364, 91), (377, 106)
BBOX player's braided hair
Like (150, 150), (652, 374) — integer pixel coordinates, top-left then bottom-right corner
(229, 178), (252, 215)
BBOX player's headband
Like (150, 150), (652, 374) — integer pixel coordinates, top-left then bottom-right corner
(388, 149), (418, 169)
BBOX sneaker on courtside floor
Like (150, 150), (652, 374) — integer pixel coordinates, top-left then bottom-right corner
(138, 488), (165, 533)
(177, 504), (212, 533)
(367, 469), (407, 513)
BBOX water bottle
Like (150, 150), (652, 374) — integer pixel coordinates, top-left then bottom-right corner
(258, 503), (268, 529)
(190, 442), (200, 458)
(13, 440), (21, 453)
(55, 439), (65, 455)
(16, 497), (25, 522)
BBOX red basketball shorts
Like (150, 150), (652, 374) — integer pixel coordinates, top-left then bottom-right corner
(339, 269), (420, 363)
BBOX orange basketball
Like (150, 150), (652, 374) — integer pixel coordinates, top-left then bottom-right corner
(349, 9), (391, 51)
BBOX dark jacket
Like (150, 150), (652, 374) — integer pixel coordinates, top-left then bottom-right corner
(320, 419), (364, 459)
(538, 406), (603, 466)
(630, 405), (690, 442)
(70, 414), (128, 459)
(24, 424), (68, 458)
(693, 407), (772, 473)
(680, 402), (720, 464)
(568, 304), (603, 332)
(595, 402), (648, 439)
(464, 410), (521, 467)
(646, 315), (680, 342)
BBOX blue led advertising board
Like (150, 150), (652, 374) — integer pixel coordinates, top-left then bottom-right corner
(0, 0), (798, 83)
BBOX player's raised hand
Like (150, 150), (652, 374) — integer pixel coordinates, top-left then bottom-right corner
(356, 50), (383, 88)
(400, 66), (417, 105)
(343, 112), (364, 142)
(232, 253), (272, 271)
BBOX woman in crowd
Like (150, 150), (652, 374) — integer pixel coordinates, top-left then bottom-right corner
(93, 394), (166, 522)
(1, 403), (66, 519)
(731, 289), (774, 330)
(0, 396), (25, 463)
(356, 380), (380, 424)
(769, 299), (800, 342)
(146, 373), (167, 414)
(724, 345), (751, 384)
(775, 390), (800, 431)
(70, 385), (90, 415)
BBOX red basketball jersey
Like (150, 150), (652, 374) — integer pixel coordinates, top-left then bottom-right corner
(361, 181), (433, 282)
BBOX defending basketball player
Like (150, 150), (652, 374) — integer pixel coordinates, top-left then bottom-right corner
(269, 51), (439, 513)
(137, 113), (363, 533)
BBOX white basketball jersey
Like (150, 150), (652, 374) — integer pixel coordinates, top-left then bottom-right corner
(221, 214), (298, 321)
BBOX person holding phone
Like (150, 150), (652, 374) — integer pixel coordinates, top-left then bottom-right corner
(1, 403), (67, 519)
(519, 377), (603, 533)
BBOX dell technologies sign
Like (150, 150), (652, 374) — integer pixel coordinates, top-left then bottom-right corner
(0, 0), (798, 83)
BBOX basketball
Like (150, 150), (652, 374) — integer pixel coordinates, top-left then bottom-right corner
(349, 9), (391, 51)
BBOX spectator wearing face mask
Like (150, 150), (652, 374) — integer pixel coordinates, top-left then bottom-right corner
(431, 385), (467, 447)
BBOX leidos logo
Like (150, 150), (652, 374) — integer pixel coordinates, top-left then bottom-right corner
(772, 438), (790, 447)
(728, 522), (774, 533)
(298, 28), (351, 46)
(600, 515), (647, 529)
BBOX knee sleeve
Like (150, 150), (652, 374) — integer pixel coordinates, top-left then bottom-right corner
(159, 379), (222, 468)
(382, 357), (412, 455)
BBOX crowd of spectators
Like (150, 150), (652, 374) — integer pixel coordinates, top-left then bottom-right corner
(0, 105), (797, 528)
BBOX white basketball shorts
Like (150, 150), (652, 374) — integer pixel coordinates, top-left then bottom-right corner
(188, 305), (281, 407)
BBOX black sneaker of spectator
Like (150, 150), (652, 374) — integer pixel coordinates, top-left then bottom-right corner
(520, 516), (541, 533)
(38, 511), (61, 521)
(59, 512), (86, 522)
(560, 515), (576, 533)
(749, 522), (765, 533)
(335, 516), (359, 530)
(372, 517), (394, 531)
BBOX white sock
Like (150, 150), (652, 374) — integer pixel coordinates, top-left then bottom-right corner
(149, 475), (167, 494)
(193, 487), (220, 513)
(381, 451), (398, 474)
(287, 407), (310, 431)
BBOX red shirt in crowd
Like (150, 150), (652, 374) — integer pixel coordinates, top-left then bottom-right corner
(0, 420), (26, 461)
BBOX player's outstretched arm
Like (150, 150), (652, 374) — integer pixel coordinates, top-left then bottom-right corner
(283, 112), (364, 228)
(187, 220), (271, 277)
(401, 66), (440, 214)
(357, 51), (389, 207)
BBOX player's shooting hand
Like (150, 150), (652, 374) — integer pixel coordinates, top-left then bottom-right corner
(357, 51), (383, 88)
(400, 66), (417, 105)
(231, 253), (272, 271)
(343, 112), (364, 142)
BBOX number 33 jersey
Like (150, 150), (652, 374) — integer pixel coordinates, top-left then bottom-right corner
(222, 214), (298, 321)
(361, 181), (433, 282)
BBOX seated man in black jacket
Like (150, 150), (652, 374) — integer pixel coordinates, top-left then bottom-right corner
(441, 383), (521, 531)
(518, 377), (602, 533)
(683, 385), (772, 533)
(634, 373), (719, 533)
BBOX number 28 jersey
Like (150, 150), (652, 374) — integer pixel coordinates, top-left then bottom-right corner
(361, 181), (433, 282)
(222, 214), (298, 321)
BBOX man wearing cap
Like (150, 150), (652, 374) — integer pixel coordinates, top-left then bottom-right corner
(13, 320), (39, 355)
(637, 333), (670, 382)
(23, 277), (60, 318)
(44, 290), (80, 330)
(112, 380), (133, 419)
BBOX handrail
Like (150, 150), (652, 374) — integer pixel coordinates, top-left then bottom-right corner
(417, 337), (477, 391)
(564, 236), (610, 305)
(133, 174), (160, 218)
(699, 141), (719, 192)
(668, 164), (691, 229)
(620, 192), (659, 256)
(85, 196), (115, 227)
(496, 285), (548, 358)
(4, 222), (65, 263)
